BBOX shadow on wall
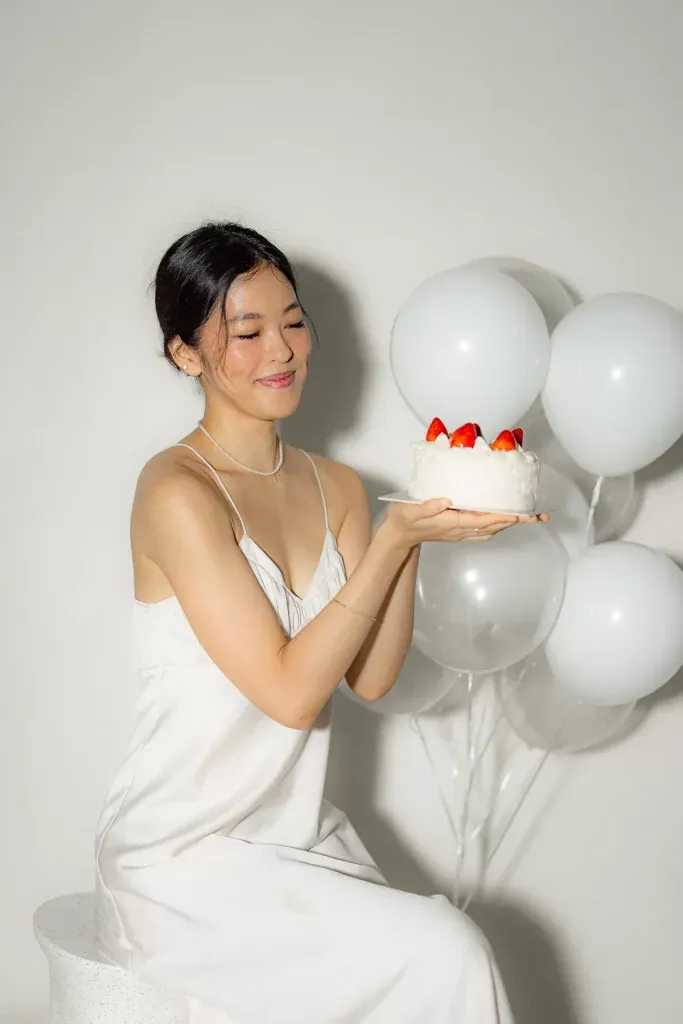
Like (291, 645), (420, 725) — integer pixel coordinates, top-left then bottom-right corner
(280, 261), (367, 455)
(470, 899), (584, 1024)
(283, 259), (396, 516)
(328, 697), (586, 1024)
(286, 262), (586, 1024)
(638, 430), (683, 485)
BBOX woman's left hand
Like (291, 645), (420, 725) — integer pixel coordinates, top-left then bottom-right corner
(383, 499), (549, 550)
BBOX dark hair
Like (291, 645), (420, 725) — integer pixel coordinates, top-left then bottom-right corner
(154, 221), (302, 371)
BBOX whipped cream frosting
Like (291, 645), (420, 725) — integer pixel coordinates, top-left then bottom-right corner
(408, 434), (540, 513)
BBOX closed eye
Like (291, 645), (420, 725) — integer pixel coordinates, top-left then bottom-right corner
(235, 321), (304, 340)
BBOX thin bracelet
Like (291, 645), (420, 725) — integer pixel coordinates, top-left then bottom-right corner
(332, 597), (377, 623)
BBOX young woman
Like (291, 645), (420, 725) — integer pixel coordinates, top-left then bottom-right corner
(95, 222), (542, 1022)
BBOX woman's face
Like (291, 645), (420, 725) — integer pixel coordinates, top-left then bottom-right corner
(199, 264), (311, 421)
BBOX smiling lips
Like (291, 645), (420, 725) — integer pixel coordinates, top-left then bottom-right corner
(257, 371), (296, 389)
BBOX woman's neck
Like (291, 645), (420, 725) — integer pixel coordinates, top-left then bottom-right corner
(197, 406), (279, 474)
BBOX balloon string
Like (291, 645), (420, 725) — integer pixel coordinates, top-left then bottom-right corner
(491, 753), (548, 864)
(452, 667), (530, 891)
(455, 667), (526, 909)
(461, 700), (586, 912)
(585, 475), (604, 548)
(460, 748), (551, 914)
(453, 672), (476, 905)
(459, 665), (556, 913)
(410, 713), (462, 844)
(467, 666), (528, 781)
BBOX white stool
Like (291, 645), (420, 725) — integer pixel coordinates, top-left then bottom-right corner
(33, 892), (189, 1023)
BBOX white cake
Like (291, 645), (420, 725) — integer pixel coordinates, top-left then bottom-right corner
(408, 424), (540, 513)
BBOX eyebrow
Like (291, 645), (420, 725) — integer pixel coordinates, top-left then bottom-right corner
(227, 302), (301, 324)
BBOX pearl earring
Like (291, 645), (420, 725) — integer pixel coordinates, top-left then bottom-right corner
(182, 365), (188, 371)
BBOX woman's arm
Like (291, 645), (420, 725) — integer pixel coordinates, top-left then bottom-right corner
(347, 548), (420, 702)
(332, 469), (420, 702)
(140, 460), (518, 731)
(140, 463), (420, 730)
(335, 465), (539, 702)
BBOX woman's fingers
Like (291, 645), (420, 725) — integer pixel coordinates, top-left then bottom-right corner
(445, 518), (520, 542)
(458, 512), (519, 530)
(460, 514), (551, 541)
(414, 498), (453, 519)
(415, 505), (550, 527)
(465, 524), (512, 541)
(400, 502), (551, 545)
(483, 522), (516, 535)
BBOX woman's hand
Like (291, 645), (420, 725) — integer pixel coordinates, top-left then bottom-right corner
(380, 498), (549, 554)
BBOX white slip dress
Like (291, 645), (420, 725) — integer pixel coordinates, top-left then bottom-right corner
(94, 444), (514, 1024)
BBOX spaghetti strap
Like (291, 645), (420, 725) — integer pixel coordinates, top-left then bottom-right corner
(302, 451), (330, 532)
(172, 443), (249, 539)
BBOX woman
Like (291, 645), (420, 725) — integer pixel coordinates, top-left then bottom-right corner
(95, 221), (543, 1022)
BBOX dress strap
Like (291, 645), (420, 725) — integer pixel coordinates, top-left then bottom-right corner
(302, 451), (330, 532)
(172, 443), (248, 539)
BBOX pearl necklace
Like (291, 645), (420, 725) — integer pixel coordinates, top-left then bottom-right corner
(196, 421), (284, 479)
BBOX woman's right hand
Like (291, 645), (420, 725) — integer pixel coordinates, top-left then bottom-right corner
(380, 498), (546, 553)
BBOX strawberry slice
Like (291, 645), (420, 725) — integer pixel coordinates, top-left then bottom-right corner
(449, 422), (477, 448)
(425, 417), (448, 442)
(512, 427), (524, 446)
(491, 429), (517, 451)
(473, 423), (482, 436)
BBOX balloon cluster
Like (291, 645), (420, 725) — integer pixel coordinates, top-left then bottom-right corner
(346, 258), (683, 755)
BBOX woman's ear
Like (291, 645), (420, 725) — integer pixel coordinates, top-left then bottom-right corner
(169, 338), (201, 378)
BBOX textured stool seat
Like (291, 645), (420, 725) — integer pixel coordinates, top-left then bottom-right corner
(33, 892), (189, 1023)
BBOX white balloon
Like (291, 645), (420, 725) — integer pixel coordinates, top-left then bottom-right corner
(339, 644), (456, 715)
(588, 472), (638, 544)
(545, 542), (683, 705)
(542, 293), (683, 476)
(531, 433), (638, 543)
(536, 463), (593, 557)
(391, 268), (550, 438)
(422, 670), (482, 715)
(413, 525), (566, 675)
(498, 650), (635, 752)
(462, 257), (576, 333)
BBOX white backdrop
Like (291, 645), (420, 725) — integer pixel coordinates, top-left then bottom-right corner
(3, 1), (683, 1022)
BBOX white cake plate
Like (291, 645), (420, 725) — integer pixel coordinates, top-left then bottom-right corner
(378, 491), (550, 517)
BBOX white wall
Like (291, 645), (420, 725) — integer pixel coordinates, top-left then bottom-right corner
(4, 0), (683, 1021)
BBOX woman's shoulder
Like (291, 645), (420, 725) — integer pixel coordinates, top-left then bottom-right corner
(132, 444), (219, 526)
(136, 442), (201, 488)
(298, 449), (362, 486)
(296, 449), (367, 514)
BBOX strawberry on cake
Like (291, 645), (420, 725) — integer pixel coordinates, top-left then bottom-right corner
(408, 418), (540, 514)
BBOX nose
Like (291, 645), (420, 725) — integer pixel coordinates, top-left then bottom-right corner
(265, 325), (295, 363)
